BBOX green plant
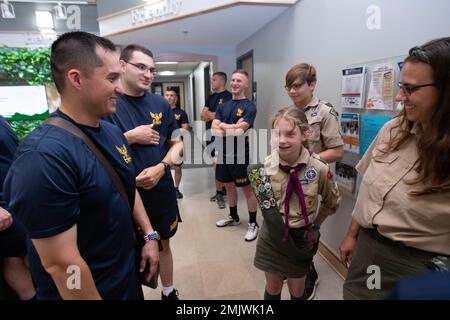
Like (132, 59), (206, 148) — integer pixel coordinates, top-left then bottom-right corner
(8, 119), (43, 141)
(0, 48), (51, 85)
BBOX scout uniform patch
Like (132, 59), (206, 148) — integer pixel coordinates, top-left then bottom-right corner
(249, 167), (277, 210)
(304, 166), (318, 182)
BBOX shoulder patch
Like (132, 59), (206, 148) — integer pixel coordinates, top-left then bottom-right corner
(311, 153), (328, 166)
(329, 108), (339, 117)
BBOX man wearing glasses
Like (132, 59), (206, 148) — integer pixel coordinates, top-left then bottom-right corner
(284, 63), (344, 300)
(105, 44), (183, 300)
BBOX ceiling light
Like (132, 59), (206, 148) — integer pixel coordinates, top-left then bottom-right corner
(158, 71), (176, 76)
(1, 1), (15, 19)
(156, 61), (178, 65)
(53, 3), (67, 20)
(36, 11), (54, 29)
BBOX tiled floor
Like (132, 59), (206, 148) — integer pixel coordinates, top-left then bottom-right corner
(143, 167), (343, 300)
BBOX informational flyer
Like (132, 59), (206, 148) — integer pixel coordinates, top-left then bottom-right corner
(341, 67), (366, 109)
(360, 114), (393, 156)
(341, 113), (360, 154)
(335, 161), (357, 193)
(366, 63), (395, 110)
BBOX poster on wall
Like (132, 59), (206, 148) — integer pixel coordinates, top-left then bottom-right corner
(0, 85), (49, 120)
(340, 67), (366, 109)
(335, 161), (357, 193)
(360, 114), (393, 156)
(341, 113), (360, 154)
(366, 63), (395, 110)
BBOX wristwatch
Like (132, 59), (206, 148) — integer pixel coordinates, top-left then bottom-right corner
(144, 231), (160, 242)
(160, 161), (170, 171)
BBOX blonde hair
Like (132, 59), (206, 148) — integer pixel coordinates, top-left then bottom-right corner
(271, 106), (309, 148)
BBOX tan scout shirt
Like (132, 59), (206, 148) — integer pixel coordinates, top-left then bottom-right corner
(264, 148), (341, 228)
(353, 117), (450, 255)
(294, 96), (344, 154)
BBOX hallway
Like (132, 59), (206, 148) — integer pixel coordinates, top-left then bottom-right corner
(143, 167), (344, 300)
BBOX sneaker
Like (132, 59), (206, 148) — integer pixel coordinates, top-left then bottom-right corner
(161, 289), (179, 300)
(216, 216), (240, 227)
(244, 222), (259, 242)
(176, 189), (183, 199)
(304, 263), (319, 300)
(216, 193), (226, 209)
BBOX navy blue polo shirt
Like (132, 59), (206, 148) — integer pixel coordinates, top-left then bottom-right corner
(0, 116), (18, 211)
(3, 110), (141, 300)
(215, 98), (257, 160)
(172, 107), (189, 128)
(205, 90), (232, 134)
(105, 92), (180, 229)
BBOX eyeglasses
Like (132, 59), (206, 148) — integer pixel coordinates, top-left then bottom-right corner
(397, 82), (436, 96)
(125, 61), (158, 75)
(284, 82), (306, 91)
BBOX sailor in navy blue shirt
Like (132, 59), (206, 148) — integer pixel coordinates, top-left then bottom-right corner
(212, 70), (260, 243)
(164, 87), (190, 199)
(104, 44), (184, 300)
(0, 116), (35, 300)
(3, 32), (159, 300)
(200, 71), (232, 207)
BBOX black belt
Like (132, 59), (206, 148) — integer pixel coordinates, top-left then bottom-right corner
(363, 227), (438, 258)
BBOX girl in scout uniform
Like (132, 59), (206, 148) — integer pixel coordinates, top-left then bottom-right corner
(248, 106), (340, 300)
(340, 37), (450, 299)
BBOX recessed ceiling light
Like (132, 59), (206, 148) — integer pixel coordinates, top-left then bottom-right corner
(156, 61), (178, 65)
(158, 71), (176, 76)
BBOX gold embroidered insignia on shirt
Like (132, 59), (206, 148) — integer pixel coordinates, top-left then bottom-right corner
(150, 112), (162, 125)
(116, 145), (132, 164)
(236, 108), (244, 117)
(175, 114), (181, 121)
(218, 98), (224, 105)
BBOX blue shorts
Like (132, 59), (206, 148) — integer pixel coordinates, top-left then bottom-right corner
(138, 173), (180, 240)
(216, 163), (250, 187)
(0, 219), (28, 258)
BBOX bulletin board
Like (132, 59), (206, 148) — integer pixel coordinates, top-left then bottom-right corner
(338, 55), (406, 197)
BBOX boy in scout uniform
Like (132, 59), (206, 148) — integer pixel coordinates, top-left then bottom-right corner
(284, 63), (344, 298)
(249, 106), (340, 300)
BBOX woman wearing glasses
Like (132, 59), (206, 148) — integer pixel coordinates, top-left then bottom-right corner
(284, 63), (344, 299)
(340, 37), (450, 299)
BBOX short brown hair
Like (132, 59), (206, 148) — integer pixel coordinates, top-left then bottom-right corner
(285, 63), (317, 87)
(120, 44), (153, 62)
(213, 71), (227, 82)
(232, 69), (249, 78)
(51, 31), (117, 94)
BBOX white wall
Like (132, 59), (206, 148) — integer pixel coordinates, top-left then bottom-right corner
(236, 0), (450, 255)
(237, 0), (450, 130)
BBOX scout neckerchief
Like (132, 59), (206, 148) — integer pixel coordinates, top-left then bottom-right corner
(278, 163), (313, 244)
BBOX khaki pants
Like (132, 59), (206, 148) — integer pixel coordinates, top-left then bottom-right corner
(343, 228), (439, 300)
